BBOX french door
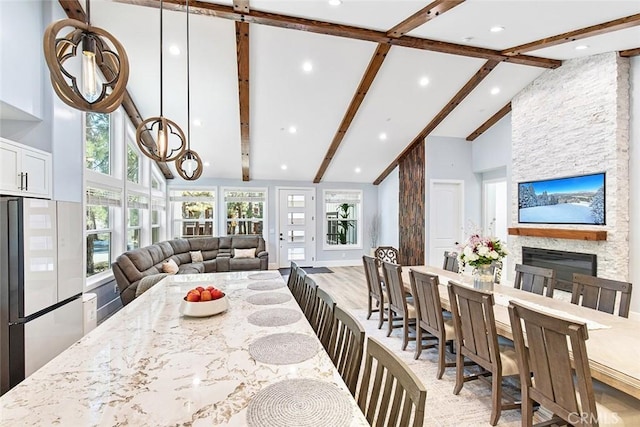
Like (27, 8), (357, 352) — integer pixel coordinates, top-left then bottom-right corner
(277, 188), (316, 268)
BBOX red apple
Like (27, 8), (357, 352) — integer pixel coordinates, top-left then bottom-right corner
(206, 286), (215, 291)
(186, 292), (200, 302)
(200, 290), (212, 301)
(210, 289), (224, 300)
(196, 286), (205, 293)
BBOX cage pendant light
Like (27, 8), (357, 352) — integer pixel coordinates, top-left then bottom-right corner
(175, 0), (203, 181)
(43, 0), (129, 113)
(135, 0), (186, 162)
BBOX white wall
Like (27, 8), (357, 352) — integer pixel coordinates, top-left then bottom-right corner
(629, 56), (640, 316)
(376, 168), (399, 248)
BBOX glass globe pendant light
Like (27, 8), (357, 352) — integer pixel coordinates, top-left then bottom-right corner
(175, 0), (203, 181)
(135, 0), (186, 162)
(43, 0), (129, 113)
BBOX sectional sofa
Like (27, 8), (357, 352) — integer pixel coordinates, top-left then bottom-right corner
(112, 235), (268, 305)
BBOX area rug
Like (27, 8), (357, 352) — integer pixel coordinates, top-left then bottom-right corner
(278, 267), (333, 276)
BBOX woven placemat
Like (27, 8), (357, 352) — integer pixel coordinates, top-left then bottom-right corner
(246, 292), (292, 306)
(249, 333), (319, 365)
(247, 281), (285, 291)
(246, 379), (353, 427)
(248, 308), (302, 327)
(248, 272), (281, 280)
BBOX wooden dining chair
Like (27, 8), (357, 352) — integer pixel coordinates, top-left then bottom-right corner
(447, 280), (520, 426)
(300, 275), (318, 322)
(409, 270), (455, 378)
(381, 261), (416, 350)
(357, 337), (427, 427)
(508, 300), (640, 427)
(310, 287), (336, 350)
(375, 246), (399, 264)
(291, 267), (307, 304)
(514, 264), (556, 298)
(442, 251), (460, 273)
(286, 261), (299, 292)
(363, 255), (387, 329)
(327, 305), (365, 396)
(571, 273), (632, 318)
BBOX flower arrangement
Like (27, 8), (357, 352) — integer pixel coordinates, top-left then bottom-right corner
(457, 234), (508, 269)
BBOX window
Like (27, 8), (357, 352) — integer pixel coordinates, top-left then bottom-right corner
(85, 187), (121, 277)
(151, 174), (161, 191)
(170, 190), (215, 238)
(127, 144), (140, 183)
(127, 194), (148, 250)
(224, 189), (266, 236)
(151, 198), (165, 244)
(85, 112), (110, 174)
(324, 190), (362, 248)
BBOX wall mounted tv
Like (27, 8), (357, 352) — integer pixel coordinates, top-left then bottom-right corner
(518, 172), (605, 225)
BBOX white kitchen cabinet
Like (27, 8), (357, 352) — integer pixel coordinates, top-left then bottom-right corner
(0, 138), (52, 198)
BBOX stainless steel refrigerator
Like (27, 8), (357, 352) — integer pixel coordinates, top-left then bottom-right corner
(0, 197), (84, 395)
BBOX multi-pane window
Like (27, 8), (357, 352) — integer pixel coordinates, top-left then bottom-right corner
(85, 112), (110, 174)
(127, 194), (147, 250)
(85, 187), (120, 277)
(151, 198), (165, 244)
(324, 190), (361, 247)
(224, 189), (266, 236)
(170, 190), (215, 238)
(127, 144), (140, 184)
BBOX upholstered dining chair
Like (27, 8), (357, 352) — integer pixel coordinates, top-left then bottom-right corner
(513, 264), (556, 298)
(375, 246), (399, 264)
(409, 270), (456, 379)
(362, 255), (387, 329)
(310, 287), (336, 350)
(327, 306), (365, 396)
(357, 337), (427, 427)
(442, 251), (460, 273)
(571, 273), (633, 318)
(447, 280), (521, 426)
(508, 300), (640, 427)
(381, 261), (416, 351)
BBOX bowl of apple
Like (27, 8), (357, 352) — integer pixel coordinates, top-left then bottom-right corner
(179, 286), (229, 317)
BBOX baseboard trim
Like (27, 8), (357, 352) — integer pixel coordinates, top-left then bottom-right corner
(311, 260), (361, 268)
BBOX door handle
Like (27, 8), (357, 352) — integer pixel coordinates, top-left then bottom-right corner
(18, 173), (23, 190)
(24, 172), (28, 191)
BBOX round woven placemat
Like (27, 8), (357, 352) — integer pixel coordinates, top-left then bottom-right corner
(246, 292), (292, 306)
(248, 308), (302, 327)
(249, 333), (319, 365)
(247, 281), (285, 291)
(248, 272), (281, 280)
(246, 379), (353, 427)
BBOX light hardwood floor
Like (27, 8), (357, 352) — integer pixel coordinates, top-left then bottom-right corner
(304, 266), (369, 311)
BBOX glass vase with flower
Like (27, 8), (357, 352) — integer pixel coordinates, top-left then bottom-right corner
(457, 234), (508, 291)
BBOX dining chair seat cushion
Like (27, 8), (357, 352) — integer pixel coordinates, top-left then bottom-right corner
(579, 380), (640, 426)
(406, 302), (416, 319)
(499, 346), (520, 377)
(443, 318), (456, 341)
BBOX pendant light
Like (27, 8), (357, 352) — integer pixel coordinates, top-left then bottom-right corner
(43, 0), (129, 113)
(175, 0), (203, 181)
(135, 0), (186, 162)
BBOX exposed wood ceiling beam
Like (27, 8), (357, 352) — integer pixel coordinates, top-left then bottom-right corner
(502, 13), (640, 56)
(234, 1), (251, 181)
(58, 0), (174, 178)
(620, 47), (640, 57)
(115, 0), (560, 69)
(387, 0), (465, 38)
(374, 59), (499, 185)
(313, 44), (391, 183)
(466, 102), (511, 141)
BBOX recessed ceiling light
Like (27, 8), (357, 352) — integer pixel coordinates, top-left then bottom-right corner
(193, 119), (202, 126)
(490, 26), (505, 33)
(169, 45), (180, 55)
(490, 87), (500, 95)
(379, 132), (387, 141)
(281, 164), (288, 170)
(575, 45), (589, 50)
(419, 76), (429, 87)
(288, 126), (297, 134)
(204, 161), (210, 167)
(302, 61), (313, 73)
(328, 0), (342, 5)
(355, 167), (361, 173)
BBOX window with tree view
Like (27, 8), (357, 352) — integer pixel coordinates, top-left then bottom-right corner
(324, 190), (361, 247)
(85, 187), (120, 277)
(170, 190), (215, 238)
(85, 112), (110, 174)
(127, 144), (140, 183)
(225, 189), (265, 236)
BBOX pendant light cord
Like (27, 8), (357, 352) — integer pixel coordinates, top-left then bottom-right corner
(85, 0), (91, 26)
(186, 0), (191, 149)
(159, 0), (164, 116)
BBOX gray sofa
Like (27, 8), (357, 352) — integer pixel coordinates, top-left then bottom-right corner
(112, 236), (268, 305)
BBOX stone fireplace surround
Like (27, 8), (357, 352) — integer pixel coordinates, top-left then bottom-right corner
(510, 52), (630, 284)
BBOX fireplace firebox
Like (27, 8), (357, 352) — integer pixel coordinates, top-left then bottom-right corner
(522, 247), (596, 292)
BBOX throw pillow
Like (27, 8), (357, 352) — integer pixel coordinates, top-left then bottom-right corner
(190, 250), (204, 263)
(234, 248), (256, 259)
(162, 259), (179, 274)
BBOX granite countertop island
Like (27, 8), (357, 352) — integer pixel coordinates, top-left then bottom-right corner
(0, 272), (368, 426)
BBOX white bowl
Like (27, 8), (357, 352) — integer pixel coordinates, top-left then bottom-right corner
(180, 295), (229, 317)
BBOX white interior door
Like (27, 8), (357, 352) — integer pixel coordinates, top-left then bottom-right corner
(429, 180), (464, 266)
(277, 188), (316, 268)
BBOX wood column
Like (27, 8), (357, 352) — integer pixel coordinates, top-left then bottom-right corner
(398, 139), (425, 265)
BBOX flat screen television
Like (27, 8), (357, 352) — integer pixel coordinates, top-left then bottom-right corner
(518, 172), (605, 225)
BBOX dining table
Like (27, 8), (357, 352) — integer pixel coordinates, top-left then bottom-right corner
(0, 271), (368, 426)
(401, 265), (640, 401)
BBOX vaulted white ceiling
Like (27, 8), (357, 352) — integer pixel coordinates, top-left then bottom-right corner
(88, 0), (640, 183)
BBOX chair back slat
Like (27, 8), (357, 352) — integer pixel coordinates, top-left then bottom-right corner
(571, 273), (633, 318)
(382, 261), (407, 317)
(357, 337), (426, 427)
(410, 271), (443, 334)
(442, 251), (459, 273)
(311, 287), (336, 350)
(363, 255), (384, 300)
(514, 264), (556, 297)
(292, 268), (307, 303)
(286, 261), (298, 291)
(301, 276), (318, 321)
(375, 246), (399, 264)
(327, 306), (365, 396)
